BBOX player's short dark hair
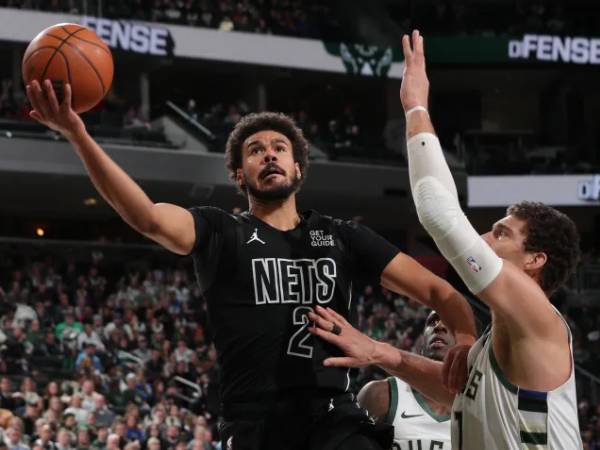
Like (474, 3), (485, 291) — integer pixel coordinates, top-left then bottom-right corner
(225, 112), (309, 187)
(506, 201), (580, 295)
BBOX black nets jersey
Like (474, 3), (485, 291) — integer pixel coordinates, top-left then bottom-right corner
(188, 207), (399, 407)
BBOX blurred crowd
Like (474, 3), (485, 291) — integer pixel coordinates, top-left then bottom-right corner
(0, 0), (339, 40)
(0, 79), (171, 147)
(0, 244), (220, 450)
(0, 78), (148, 130)
(389, 0), (599, 38)
(0, 79), (28, 121)
(0, 241), (597, 449)
(185, 97), (366, 161)
(3, 0), (599, 40)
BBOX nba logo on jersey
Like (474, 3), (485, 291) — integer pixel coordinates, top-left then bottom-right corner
(466, 256), (481, 273)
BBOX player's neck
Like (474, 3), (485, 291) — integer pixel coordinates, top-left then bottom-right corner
(248, 195), (301, 231)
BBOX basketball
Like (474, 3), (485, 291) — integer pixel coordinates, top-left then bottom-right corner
(22, 23), (113, 113)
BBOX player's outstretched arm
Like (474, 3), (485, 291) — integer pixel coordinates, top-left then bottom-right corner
(26, 80), (196, 255)
(308, 306), (455, 407)
(380, 253), (476, 348)
(400, 32), (564, 342)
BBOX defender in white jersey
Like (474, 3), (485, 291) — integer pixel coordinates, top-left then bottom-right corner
(389, 378), (449, 450)
(454, 314), (580, 450)
(358, 311), (452, 450)
(309, 30), (583, 450)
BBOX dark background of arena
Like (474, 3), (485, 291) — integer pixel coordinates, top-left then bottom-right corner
(0, 0), (599, 449)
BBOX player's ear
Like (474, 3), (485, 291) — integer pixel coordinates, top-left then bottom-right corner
(235, 168), (244, 189)
(524, 251), (547, 271)
(295, 163), (301, 179)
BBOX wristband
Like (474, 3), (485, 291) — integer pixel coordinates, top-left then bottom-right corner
(405, 105), (429, 117)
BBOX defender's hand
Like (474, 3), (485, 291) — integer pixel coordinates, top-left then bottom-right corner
(400, 30), (430, 113)
(308, 305), (378, 368)
(442, 344), (471, 394)
(26, 79), (86, 139)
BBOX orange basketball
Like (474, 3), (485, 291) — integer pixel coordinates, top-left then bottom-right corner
(22, 23), (114, 113)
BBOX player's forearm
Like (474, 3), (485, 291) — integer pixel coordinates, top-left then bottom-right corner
(372, 341), (454, 407)
(406, 106), (503, 297)
(431, 284), (477, 346)
(68, 130), (157, 235)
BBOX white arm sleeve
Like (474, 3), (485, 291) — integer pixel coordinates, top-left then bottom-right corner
(407, 133), (502, 294)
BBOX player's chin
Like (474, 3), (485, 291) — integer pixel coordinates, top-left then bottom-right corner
(259, 180), (289, 194)
(426, 347), (446, 361)
(251, 183), (295, 201)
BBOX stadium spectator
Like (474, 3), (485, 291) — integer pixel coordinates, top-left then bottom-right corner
(63, 395), (87, 426)
(77, 324), (105, 354)
(54, 312), (83, 343)
(5, 426), (30, 450)
(105, 433), (120, 450)
(74, 344), (102, 374)
(33, 423), (56, 450)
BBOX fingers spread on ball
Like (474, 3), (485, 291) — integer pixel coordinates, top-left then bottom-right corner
(44, 79), (60, 115)
(62, 83), (73, 110)
(31, 81), (50, 119)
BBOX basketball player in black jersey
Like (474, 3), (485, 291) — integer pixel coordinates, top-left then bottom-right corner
(26, 79), (477, 450)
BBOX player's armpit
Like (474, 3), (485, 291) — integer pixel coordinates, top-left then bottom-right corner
(380, 253), (477, 346)
(143, 202), (196, 255)
(478, 260), (565, 339)
(357, 380), (390, 423)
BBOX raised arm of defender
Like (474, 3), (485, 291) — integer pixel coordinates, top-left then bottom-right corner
(400, 31), (563, 336)
(400, 31), (571, 390)
(26, 80), (196, 255)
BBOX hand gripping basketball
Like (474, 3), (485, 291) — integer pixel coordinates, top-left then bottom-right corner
(22, 23), (113, 113)
(26, 79), (85, 139)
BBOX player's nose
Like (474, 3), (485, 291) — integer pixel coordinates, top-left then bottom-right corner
(433, 320), (447, 333)
(263, 146), (278, 163)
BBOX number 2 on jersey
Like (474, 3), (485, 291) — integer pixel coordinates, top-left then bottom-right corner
(287, 306), (313, 358)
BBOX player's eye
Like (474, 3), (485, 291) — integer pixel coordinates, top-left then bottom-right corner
(276, 146), (286, 152)
(494, 228), (506, 240)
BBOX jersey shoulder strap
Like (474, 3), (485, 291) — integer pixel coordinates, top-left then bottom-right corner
(385, 377), (399, 424)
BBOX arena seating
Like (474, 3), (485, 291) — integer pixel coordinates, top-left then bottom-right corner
(0, 239), (597, 448)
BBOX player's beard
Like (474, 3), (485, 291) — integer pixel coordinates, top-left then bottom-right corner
(244, 171), (302, 201)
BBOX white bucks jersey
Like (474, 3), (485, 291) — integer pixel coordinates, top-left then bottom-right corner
(451, 317), (582, 450)
(387, 378), (451, 450)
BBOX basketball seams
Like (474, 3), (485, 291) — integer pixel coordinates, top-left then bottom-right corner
(23, 24), (113, 113)
(55, 49), (75, 107)
(39, 27), (87, 84)
(60, 26), (111, 56)
(22, 46), (62, 70)
(44, 34), (107, 94)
